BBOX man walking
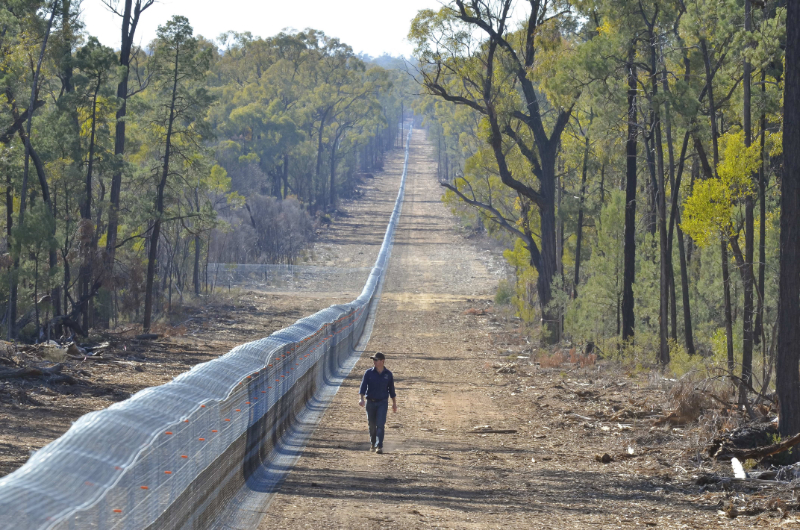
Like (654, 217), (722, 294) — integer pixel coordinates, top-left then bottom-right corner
(358, 352), (397, 454)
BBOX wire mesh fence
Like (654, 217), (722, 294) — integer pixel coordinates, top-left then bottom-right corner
(206, 263), (372, 294)
(0, 128), (413, 530)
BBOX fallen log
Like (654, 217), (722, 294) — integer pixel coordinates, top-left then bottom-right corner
(0, 363), (62, 380)
(86, 341), (110, 353)
(0, 367), (43, 379)
(66, 353), (105, 361)
(468, 429), (518, 434)
(715, 432), (800, 461)
(46, 373), (76, 385)
(695, 474), (788, 487)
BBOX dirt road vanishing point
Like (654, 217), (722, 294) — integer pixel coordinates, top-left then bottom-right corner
(255, 130), (764, 529)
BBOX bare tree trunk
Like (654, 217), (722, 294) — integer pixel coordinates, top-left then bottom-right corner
(573, 131), (590, 299)
(538, 149), (560, 343)
(599, 163), (605, 206)
(622, 45), (638, 343)
(33, 257), (39, 341)
(740, 0), (755, 396)
(777, 0), (800, 437)
(676, 221), (694, 353)
(143, 42), (180, 332)
(80, 84), (101, 334)
(661, 55), (690, 351)
(699, 38), (720, 168)
(668, 264), (677, 341)
(282, 153), (290, 199)
(193, 235), (201, 296)
(328, 128), (345, 210)
(755, 71), (767, 344)
(644, 133), (658, 237)
(193, 188), (201, 296)
(699, 36), (734, 379)
(9, 4), (57, 339)
(648, 29), (670, 366)
(105, 0), (154, 327)
(313, 108), (329, 213)
(5, 170), (12, 335)
(722, 238), (735, 375)
(669, 135), (696, 356)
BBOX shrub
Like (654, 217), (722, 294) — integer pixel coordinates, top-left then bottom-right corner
(495, 279), (513, 305)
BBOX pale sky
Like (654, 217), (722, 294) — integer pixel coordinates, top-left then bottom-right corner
(80, 0), (445, 58)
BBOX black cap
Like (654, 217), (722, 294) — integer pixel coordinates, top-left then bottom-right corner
(370, 352), (385, 361)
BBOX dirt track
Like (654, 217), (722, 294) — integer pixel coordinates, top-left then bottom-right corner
(255, 130), (797, 529)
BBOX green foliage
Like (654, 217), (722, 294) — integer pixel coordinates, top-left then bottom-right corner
(565, 191), (626, 342)
(604, 336), (660, 372)
(682, 132), (761, 247)
(421, 0), (786, 374)
(495, 279), (513, 305)
(503, 238), (538, 324)
(0, 5), (411, 336)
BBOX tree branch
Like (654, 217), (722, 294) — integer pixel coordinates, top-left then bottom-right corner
(503, 124), (543, 179)
(441, 180), (542, 267)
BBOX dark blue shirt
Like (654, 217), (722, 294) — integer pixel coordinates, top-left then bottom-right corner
(359, 367), (396, 400)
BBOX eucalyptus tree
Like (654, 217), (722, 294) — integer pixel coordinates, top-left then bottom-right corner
(325, 66), (388, 209)
(102, 0), (155, 280)
(301, 32), (374, 210)
(142, 15), (212, 332)
(777, 0), (799, 437)
(679, 0), (785, 394)
(213, 32), (306, 199)
(212, 31), (312, 201)
(411, 0), (578, 342)
(4, 0), (57, 338)
(73, 37), (117, 332)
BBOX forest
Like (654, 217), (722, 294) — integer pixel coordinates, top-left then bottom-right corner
(0, 1), (409, 340)
(3, 0), (800, 435)
(410, 0), (799, 433)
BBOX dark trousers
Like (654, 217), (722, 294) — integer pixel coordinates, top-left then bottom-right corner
(365, 398), (388, 448)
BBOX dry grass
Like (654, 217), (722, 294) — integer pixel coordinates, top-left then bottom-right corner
(653, 377), (724, 428)
(537, 347), (597, 368)
(39, 345), (67, 363)
(149, 321), (188, 338)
